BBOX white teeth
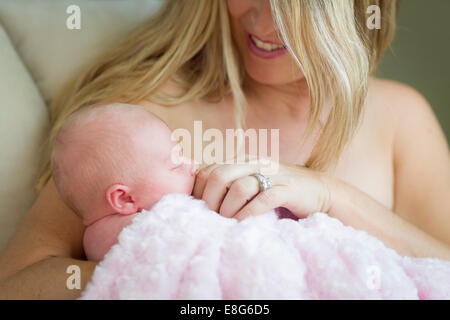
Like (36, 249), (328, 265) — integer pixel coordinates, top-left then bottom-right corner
(251, 35), (285, 51)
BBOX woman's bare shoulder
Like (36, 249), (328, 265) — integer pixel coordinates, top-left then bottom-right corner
(367, 77), (431, 120)
(365, 76), (448, 164)
(364, 77), (435, 139)
(368, 80), (450, 242)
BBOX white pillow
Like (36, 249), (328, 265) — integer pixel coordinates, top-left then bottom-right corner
(0, 24), (50, 251)
(0, 0), (163, 250)
(0, 0), (163, 251)
(0, 0), (163, 105)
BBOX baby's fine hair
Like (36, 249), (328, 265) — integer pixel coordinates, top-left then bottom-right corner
(51, 103), (159, 218)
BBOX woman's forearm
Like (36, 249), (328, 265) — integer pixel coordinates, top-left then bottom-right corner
(0, 257), (96, 299)
(326, 177), (450, 260)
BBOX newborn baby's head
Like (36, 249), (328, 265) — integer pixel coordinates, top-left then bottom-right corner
(51, 103), (197, 226)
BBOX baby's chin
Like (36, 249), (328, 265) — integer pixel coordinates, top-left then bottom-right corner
(169, 175), (196, 196)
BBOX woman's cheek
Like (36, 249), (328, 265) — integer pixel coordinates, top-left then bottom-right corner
(227, 0), (250, 17)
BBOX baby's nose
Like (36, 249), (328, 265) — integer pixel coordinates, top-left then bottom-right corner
(190, 161), (200, 176)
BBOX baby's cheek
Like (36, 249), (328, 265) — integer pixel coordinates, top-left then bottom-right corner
(171, 174), (195, 195)
(174, 171), (196, 195)
(142, 171), (195, 207)
(142, 178), (190, 206)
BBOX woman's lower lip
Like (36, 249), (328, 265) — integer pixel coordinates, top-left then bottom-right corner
(246, 33), (288, 59)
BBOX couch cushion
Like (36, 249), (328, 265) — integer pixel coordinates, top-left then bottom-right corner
(0, 0), (163, 106)
(0, 24), (50, 251)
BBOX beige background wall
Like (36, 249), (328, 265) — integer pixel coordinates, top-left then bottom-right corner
(377, 0), (450, 140)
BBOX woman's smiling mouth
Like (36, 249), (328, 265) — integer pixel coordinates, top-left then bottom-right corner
(246, 32), (288, 59)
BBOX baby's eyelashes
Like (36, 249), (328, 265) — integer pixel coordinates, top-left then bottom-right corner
(169, 158), (199, 176)
(170, 163), (184, 171)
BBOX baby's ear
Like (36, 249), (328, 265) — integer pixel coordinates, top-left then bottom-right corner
(106, 184), (138, 215)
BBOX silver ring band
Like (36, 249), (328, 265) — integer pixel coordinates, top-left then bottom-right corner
(251, 173), (272, 193)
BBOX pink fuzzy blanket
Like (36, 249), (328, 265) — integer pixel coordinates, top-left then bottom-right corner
(80, 194), (450, 300)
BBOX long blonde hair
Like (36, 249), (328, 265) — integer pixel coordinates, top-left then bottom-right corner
(36, 0), (398, 191)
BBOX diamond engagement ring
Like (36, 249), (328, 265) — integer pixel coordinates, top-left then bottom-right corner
(251, 173), (272, 193)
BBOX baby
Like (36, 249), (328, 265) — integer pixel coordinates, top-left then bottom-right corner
(51, 103), (198, 261)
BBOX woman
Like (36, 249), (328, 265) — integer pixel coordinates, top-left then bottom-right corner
(0, 0), (449, 299)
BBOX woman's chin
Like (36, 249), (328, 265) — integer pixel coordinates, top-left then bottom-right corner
(245, 65), (302, 87)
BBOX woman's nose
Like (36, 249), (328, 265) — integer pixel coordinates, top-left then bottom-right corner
(248, 0), (277, 36)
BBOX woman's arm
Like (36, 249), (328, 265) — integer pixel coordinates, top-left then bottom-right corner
(313, 83), (450, 260)
(0, 179), (96, 299)
(196, 160), (450, 260)
(0, 257), (96, 299)
(327, 177), (450, 260)
(194, 83), (450, 259)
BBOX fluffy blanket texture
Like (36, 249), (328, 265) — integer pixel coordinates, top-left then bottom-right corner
(80, 194), (450, 300)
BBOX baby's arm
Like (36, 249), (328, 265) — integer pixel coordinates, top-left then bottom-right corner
(83, 213), (137, 261)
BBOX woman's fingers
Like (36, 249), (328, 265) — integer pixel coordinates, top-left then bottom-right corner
(192, 160), (289, 217)
(218, 175), (260, 218)
(201, 164), (259, 212)
(192, 160), (329, 221)
(234, 185), (288, 221)
(192, 164), (218, 199)
(192, 154), (264, 200)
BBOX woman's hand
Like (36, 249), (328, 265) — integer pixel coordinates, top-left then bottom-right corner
(192, 160), (331, 221)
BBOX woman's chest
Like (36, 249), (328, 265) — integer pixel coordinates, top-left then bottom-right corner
(142, 98), (395, 210)
(331, 129), (395, 211)
(253, 122), (395, 211)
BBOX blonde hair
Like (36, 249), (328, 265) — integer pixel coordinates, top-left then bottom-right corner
(36, 0), (398, 191)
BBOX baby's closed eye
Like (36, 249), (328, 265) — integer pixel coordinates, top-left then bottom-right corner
(170, 163), (183, 171)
